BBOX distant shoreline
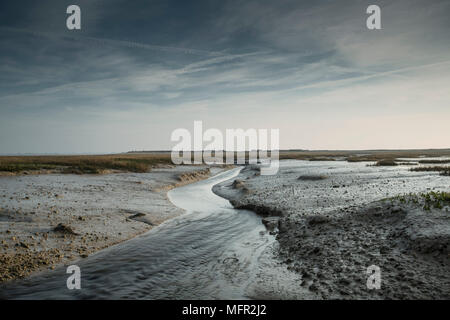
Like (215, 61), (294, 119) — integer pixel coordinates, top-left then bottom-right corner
(2, 147), (450, 157)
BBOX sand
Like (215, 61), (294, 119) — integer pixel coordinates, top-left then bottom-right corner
(213, 160), (450, 299)
(0, 165), (217, 282)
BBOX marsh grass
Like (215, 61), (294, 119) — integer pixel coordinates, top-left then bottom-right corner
(418, 159), (450, 164)
(410, 166), (450, 176)
(2, 149), (450, 174)
(383, 191), (450, 211)
(308, 157), (335, 161)
(279, 149), (450, 163)
(298, 175), (328, 181)
(421, 191), (450, 210)
(374, 159), (398, 166)
(0, 154), (172, 174)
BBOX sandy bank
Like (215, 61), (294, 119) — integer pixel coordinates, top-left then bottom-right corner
(0, 165), (218, 282)
(213, 160), (450, 299)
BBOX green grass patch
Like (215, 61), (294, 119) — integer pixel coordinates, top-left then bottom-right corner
(383, 191), (450, 211)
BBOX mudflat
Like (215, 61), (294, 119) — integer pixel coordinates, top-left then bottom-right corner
(213, 159), (450, 299)
(0, 165), (214, 282)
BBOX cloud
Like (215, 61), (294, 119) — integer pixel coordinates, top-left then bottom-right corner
(0, 0), (449, 153)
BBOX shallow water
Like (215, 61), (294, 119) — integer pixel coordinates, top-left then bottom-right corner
(0, 168), (302, 299)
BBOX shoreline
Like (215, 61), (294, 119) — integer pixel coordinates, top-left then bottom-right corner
(212, 161), (450, 299)
(0, 165), (224, 283)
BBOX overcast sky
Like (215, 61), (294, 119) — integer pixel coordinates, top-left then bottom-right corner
(0, 0), (449, 154)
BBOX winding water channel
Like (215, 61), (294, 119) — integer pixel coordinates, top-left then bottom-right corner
(0, 168), (303, 299)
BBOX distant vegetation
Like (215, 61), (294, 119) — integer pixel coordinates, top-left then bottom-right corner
(418, 159), (450, 164)
(308, 157), (335, 161)
(0, 154), (173, 174)
(2, 149), (450, 175)
(374, 159), (398, 166)
(278, 149), (450, 163)
(410, 166), (450, 176)
(298, 175), (328, 181)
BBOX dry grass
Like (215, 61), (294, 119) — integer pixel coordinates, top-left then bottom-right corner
(418, 159), (450, 164)
(279, 151), (350, 160)
(0, 153), (173, 174)
(374, 159), (398, 166)
(298, 175), (328, 181)
(2, 149), (449, 174)
(279, 149), (450, 163)
(308, 157), (335, 161)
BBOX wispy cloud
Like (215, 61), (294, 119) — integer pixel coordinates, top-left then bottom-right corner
(0, 0), (449, 153)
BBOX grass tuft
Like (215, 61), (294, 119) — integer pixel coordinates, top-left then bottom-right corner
(383, 191), (450, 211)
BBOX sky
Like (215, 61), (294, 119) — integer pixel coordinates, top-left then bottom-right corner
(0, 0), (449, 154)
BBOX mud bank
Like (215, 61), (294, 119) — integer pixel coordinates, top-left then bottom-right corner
(0, 165), (216, 282)
(213, 161), (450, 299)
